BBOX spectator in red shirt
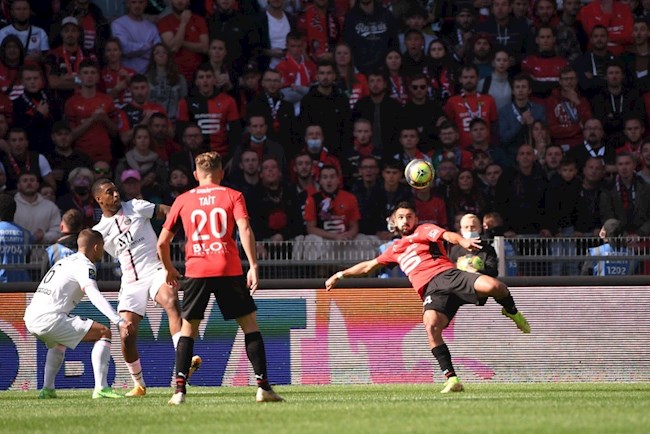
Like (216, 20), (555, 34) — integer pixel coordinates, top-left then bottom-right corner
(545, 66), (593, 149)
(178, 63), (242, 161)
(444, 65), (499, 149)
(521, 25), (568, 99)
(64, 60), (119, 165)
(300, 123), (341, 182)
(157, 0), (209, 83)
(277, 31), (317, 114)
(100, 37), (135, 109)
(578, 0), (633, 56)
(297, 0), (340, 63)
(413, 184), (448, 228)
(119, 74), (167, 144)
(47, 17), (98, 111)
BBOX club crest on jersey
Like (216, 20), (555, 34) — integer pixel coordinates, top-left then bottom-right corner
(89, 268), (97, 280)
(123, 218), (131, 225)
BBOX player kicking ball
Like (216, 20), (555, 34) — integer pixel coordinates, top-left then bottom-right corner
(24, 229), (133, 399)
(325, 202), (530, 394)
(92, 179), (200, 397)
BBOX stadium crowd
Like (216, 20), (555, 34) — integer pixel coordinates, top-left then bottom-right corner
(1, 0), (650, 281)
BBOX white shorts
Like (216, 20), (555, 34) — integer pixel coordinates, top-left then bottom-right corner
(117, 268), (167, 316)
(26, 314), (93, 350)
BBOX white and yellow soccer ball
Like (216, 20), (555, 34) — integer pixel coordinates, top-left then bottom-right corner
(456, 254), (485, 272)
(404, 159), (434, 190)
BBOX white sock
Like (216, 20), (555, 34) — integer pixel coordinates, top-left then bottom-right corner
(172, 332), (181, 350)
(126, 359), (146, 388)
(43, 345), (66, 390)
(91, 338), (111, 391)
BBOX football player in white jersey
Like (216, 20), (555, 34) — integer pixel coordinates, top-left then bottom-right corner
(24, 229), (133, 399)
(92, 179), (197, 397)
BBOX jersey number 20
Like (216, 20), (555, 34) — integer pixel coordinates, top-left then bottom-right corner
(190, 208), (227, 241)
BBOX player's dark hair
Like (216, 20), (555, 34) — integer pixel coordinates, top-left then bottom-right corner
(92, 178), (113, 198)
(393, 201), (417, 215)
(319, 164), (339, 177)
(0, 193), (16, 221)
(79, 59), (99, 71)
(130, 73), (149, 85)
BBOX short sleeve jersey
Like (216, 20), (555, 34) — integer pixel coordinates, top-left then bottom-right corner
(304, 190), (361, 233)
(157, 14), (208, 81)
(162, 183), (248, 278)
(93, 200), (161, 284)
(376, 223), (455, 298)
(177, 93), (240, 156)
(444, 92), (498, 149)
(24, 253), (98, 325)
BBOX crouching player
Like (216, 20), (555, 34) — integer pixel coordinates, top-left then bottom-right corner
(24, 229), (133, 399)
(326, 202), (530, 393)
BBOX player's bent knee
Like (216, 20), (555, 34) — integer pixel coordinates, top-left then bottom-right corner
(99, 325), (112, 340)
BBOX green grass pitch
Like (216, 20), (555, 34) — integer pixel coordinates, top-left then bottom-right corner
(1, 383), (649, 434)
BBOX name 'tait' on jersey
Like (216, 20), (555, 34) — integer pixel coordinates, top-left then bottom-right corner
(376, 223), (455, 298)
(93, 200), (162, 284)
(163, 184), (248, 278)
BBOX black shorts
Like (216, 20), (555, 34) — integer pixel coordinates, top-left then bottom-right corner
(422, 268), (480, 322)
(181, 275), (257, 321)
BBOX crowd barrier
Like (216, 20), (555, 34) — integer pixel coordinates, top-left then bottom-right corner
(1, 277), (649, 391)
(3, 236), (650, 281)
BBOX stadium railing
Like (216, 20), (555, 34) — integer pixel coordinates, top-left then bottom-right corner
(1, 236), (649, 281)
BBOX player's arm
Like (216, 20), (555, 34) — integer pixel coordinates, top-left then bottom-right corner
(83, 282), (132, 335)
(154, 204), (171, 220)
(443, 230), (482, 251)
(236, 216), (259, 293)
(325, 258), (381, 291)
(157, 228), (181, 286)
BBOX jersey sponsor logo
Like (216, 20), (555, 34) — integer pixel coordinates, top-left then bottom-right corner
(397, 244), (421, 275)
(192, 241), (229, 254)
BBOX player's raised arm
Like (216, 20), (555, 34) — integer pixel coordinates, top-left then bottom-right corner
(443, 230), (482, 251)
(236, 216), (259, 293)
(325, 258), (381, 291)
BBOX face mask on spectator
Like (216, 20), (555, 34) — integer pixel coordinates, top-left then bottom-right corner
(307, 139), (322, 153)
(462, 231), (480, 239)
(250, 135), (267, 144)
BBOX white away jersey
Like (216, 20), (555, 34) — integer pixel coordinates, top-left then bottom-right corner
(24, 253), (98, 324)
(93, 200), (162, 284)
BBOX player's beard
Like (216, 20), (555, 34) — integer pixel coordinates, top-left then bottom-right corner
(397, 225), (415, 237)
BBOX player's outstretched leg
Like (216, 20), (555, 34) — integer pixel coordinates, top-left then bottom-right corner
(39, 345), (66, 399)
(423, 310), (463, 394)
(474, 275), (531, 333)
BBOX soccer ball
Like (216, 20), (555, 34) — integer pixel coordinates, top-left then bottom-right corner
(404, 159), (434, 189)
(456, 254), (485, 272)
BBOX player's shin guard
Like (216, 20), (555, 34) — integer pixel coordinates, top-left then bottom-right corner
(174, 336), (194, 394)
(92, 338), (112, 390)
(431, 344), (456, 379)
(245, 331), (271, 391)
(43, 345), (66, 390)
(495, 294), (517, 315)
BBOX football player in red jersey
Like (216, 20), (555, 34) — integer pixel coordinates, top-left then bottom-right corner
(157, 151), (283, 405)
(325, 201), (531, 394)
